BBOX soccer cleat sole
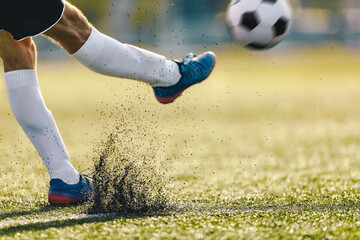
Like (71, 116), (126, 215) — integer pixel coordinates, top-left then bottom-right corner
(155, 90), (184, 104)
(48, 192), (85, 205)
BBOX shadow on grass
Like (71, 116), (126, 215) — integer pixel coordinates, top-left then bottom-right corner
(0, 213), (119, 236)
(0, 205), (169, 236)
(2, 202), (360, 236)
(0, 205), (66, 221)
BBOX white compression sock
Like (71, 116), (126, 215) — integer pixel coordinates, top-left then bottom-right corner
(72, 28), (181, 87)
(4, 69), (80, 184)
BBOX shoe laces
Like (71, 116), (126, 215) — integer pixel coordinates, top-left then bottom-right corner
(180, 53), (207, 77)
(80, 167), (95, 181)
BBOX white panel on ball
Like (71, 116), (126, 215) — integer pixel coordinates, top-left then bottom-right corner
(257, 3), (282, 26)
(226, 0), (292, 50)
(250, 24), (274, 45)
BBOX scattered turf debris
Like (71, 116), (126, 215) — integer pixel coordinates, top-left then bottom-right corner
(87, 133), (169, 214)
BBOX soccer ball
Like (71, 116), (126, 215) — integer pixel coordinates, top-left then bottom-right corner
(226, 0), (292, 50)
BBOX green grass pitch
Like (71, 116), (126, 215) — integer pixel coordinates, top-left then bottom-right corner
(1, 46), (360, 239)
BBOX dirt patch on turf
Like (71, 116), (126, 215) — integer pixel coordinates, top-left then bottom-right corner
(87, 128), (169, 214)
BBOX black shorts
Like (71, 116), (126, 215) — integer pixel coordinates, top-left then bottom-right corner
(0, 0), (64, 40)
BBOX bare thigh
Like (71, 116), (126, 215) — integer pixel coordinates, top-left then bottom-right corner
(44, 1), (92, 54)
(0, 1), (92, 71)
(0, 31), (36, 72)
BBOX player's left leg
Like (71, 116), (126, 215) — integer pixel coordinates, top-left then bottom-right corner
(44, 1), (216, 103)
(0, 31), (93, 204)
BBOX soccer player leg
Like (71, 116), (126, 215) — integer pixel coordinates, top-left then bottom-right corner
(45, 1), (181, 87)
(45, 1), (216, 103)
(70, 29), (216, 103)
(0, 31), (80, 185)
(72, 28), (182, 87)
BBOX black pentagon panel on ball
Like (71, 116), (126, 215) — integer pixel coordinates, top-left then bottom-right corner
(273, 17), (289, 37)
(240, 11), (260, 31)
(262, 0), (277, 4)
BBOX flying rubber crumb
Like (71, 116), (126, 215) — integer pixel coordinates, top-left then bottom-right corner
(87, 133), (168, 214)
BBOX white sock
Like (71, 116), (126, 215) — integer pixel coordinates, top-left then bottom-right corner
(4, 69), (80, 184)
(72, 28), (181, 87)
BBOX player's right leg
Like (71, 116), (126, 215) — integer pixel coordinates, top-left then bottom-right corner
(44, 1), (216, 104)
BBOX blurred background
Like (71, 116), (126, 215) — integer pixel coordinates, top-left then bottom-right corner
(35, 0), (360, 57)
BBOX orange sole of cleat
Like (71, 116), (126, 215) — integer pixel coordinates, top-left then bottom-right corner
(156, 90), (184, 104)
(48, 193), (82, 205)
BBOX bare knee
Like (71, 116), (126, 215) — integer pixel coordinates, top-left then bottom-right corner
(44, 1), (92, 54)
(0, 31), (36, 72)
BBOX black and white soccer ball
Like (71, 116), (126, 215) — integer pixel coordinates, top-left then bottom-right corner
(226, 0), (292, 50)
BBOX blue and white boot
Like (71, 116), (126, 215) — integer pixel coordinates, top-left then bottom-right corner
(153, 51), (216, 104)
(48, 175), (94, 205)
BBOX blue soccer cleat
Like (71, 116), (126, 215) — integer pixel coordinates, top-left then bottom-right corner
(48, 175), (94, 205)
(153, 51), (217, 104)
